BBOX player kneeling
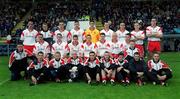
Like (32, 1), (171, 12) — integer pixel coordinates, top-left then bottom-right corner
(49, 52), (67, 83)
(67, 53), (84, 82)
(84, 51), (101, 85)
(9, 43), (34, 81)
(129, 52), (147, 86)
(28, 52), (49, 86)
(115, 52), (130, 86)
(147, 53), (172, 86)
(100, 51), (116, 85)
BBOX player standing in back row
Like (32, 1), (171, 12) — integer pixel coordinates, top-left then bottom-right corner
(100, 22), (114, 42)
(146, 18), (163, 60)
(131, 22), (145, 58)
(84, 20), (100, 43)
(116, 22), (129, 43)
(53, 21), (71, 43)
(70, 20), (84, 43)
(20, 20), (39, 53)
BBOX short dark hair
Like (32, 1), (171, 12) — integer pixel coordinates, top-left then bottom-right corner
(100, 33), (105, 36)
(134, 52), (139, 55)
(74, 20), (79, 23)
(38, 51), (44, 55)
(89, 51), (95, 55)
(42, 22), (48, 26)
(118, 52), (124, 56)
(55, 51), (61, 55)
(104, 21), (108, 24)
(73, 35), (78, 39)
(104, 51), (109, 54)
(134, 21), (139, 25)
(86, 34), (91, 38)
(38, 33), (43, 36)
(57, 33), (62, 37)
(130, 40), (135, 43)
(90, 20), (94, 23)
(126, 33), (131, 36)
(28, 19), (34, 23)
(17, 42), (23, 46)
(59, 20), (64, 24)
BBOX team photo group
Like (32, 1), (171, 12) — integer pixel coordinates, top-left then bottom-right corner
(8, 18), (173, 86)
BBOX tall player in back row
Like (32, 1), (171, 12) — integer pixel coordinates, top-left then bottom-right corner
(116, 22), (129, 43)
(40, 23), (53, 45)
(53, 21), (71, 43)
(70, 20), (85, 43)
(84, 20), (100, 43)
(131, 22), (145, 58)
(20, 20), (39, 53)
(146, 18), (163, 60)
(100, 22), (114, 42)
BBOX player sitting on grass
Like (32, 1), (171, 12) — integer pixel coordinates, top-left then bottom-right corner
(84, 51), (101, 85)
(100, 51), (116, 85)
(115, 52), (130, 86)
(28, 51), (49, 86)
(9, 43), (34, 81)
(49, 52), (67, 83)
(129, 52), (147, 86)
(147, 53), (172, 86)
(67, 52), (84, 82)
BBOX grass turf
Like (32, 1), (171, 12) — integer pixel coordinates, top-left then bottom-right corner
(0, 52), (180, 99)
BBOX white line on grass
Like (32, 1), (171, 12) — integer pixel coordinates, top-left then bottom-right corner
(0, 79), (9, 86)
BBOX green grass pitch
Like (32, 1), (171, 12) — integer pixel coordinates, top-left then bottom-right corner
(0, 52), (180, 99)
